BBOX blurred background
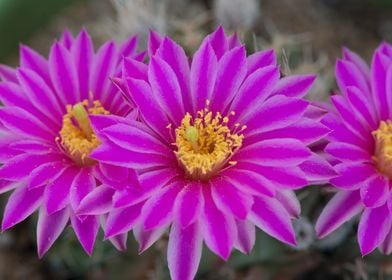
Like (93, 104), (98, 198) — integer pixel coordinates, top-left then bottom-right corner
(1, 0), (392, 279)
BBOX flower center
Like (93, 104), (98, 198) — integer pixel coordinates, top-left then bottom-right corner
(372, 120), (392, 178)
(174, 107), (245, 181)
(58, 100), (109, 166)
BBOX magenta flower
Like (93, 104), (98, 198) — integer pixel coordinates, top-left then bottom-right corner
(0, 29), (143, 256)
(316, 43), (392, 256)
(89, 27), (334, 280)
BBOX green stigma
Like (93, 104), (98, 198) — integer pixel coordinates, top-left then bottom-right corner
(73, 103), (93, 139)
(186, 126), (199, 144)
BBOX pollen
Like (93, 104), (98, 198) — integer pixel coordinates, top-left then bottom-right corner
(174, 107), (245, 181)
(58, 100), (109, 166)
(372, 120), (392, 178)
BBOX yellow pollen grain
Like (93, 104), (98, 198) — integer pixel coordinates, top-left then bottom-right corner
(174, 107), (244, 180)
(372, 120), (392, 178)
(59, 99), (109, 166)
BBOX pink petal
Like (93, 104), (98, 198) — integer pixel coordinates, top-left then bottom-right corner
(210, 46), (247, 112)
(109, 233), (128, 252)
(299, 154), (337, 183)
(236, 162), (308, 190)
(2, 186), (44, 230)
(335, 59), (370, 97)
(208, 26), (228, 59)
(360, 175), (389, 208)
(156, 37), (191, 112)
(91, 143), (173, 170)
(235, 138), (312, 166)
(190, 40), (217, 112)
(234, 220), (255, 254)
(70, 168), (95, 211)
(90, 41), (117, 104)
(102, 123), (170, 155)
(148, 30), (162, 56)
(247, 49), (276, 74)
(168, 222), (203, 280)
(0, 106), (55, 139)
(77, 185), (114, 215)
(48, 42), (79, 105)
(113, 168), (177, 208)
(148, 56), (184, 125)
(70, 214), (99, 255)
(0, 153), (61, 181)
(44, 167), (78, 215)
(325, 142), (371, 162)
(276, 190), (301, 218)
(255, 118), (330, 145)
(174, 182), (203, 228)
(330, 163), (376, 190)
(229, 66), (279, 120)
(222, 168), (275, 197)
(28, 161), (68, 189)
(379, 227), (392, 255)
(330, 95), (371, 142)
(125, 78), (171, 141)
(71, 29), (94, 101)
(272, 74), (316, 98)
(345, 86), (377, 130)
(37, 207), (69, 258)
(0, 64), (17, 82)
(141, 182), (182, 230)
(17, 67), (63, 124)
(244, 95), (308, 135)
(201, 186), (236, 260)
(342, 47), (370, 82)
(316, 190), (363, 238)
(20, 45), (51, 86)
(370, 50), (391, 119)
(358, 204), (391, 256)
(211, 178), (253, 220)
(133, 224), (168, 253)
(250, 196), (296, 245)
(105, 202), (143, 238)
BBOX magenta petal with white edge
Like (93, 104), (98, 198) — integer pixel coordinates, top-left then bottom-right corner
(360, 175), (389, 208)
(71, 214), (99, 255)
(77, 185), (115, 216)
(105, 202), (143, 238)
(272, 74), (316, 98)
(48, 42), (79, 105)
(168, 222), (203, 280)
(275, 190), (301, 219)
(249, 195), (296, 246)
(379, 227), (392, 255)
(134, 224), (168, 253)
(330, 163), (376, 190)
(70, 168), (95, 211)
(201, 187), (236, 260)
(190, 40), (217, 112)
(44, 167), (77, 215)
(37, 207), (69, 258)
(174, 182), (204, 228)
(141, 182), (182, 230)
(358, 204), (391, 255)
(234, 220), (255, 254)
(211, 178), (253, 220)
(2, 186), (44, 231)
(316, 191), (363, 238)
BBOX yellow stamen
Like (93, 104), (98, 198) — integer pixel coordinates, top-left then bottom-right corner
(174, 107), (244, 181)
(372, 120), (392, 178)
(59, 99), (109, 166)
